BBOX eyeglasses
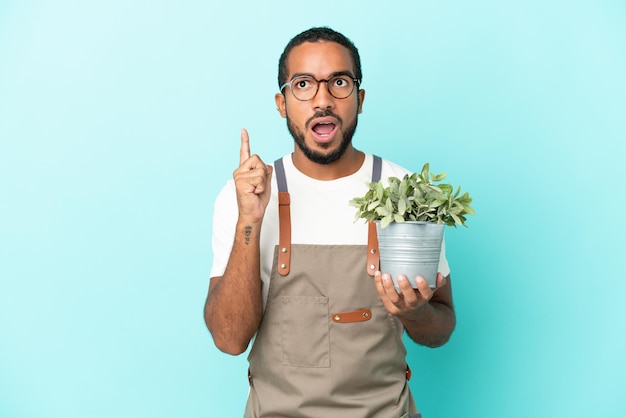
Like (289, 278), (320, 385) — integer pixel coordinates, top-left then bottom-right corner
(280, 74), (359, 101)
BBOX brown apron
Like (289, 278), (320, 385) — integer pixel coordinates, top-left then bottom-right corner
(243, 156), (419, 418)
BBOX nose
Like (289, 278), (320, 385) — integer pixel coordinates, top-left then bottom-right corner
(311, 80), (335, 110)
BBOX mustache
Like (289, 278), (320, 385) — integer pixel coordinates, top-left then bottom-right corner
(305, 110), (343, 129)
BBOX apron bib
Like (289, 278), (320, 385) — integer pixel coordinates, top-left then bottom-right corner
(244, 156), (418, 418)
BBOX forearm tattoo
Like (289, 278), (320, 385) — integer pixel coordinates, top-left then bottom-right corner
(244, 226), (252, 245)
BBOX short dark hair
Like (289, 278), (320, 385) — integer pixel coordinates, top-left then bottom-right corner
(278, 27), (362, 88)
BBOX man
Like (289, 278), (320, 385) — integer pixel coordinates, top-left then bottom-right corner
(204, 27), (455, 418)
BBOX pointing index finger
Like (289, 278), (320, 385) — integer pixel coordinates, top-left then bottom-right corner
(240, 128), (250, 165)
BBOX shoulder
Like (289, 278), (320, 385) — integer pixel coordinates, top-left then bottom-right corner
(375, 155), (413, 184)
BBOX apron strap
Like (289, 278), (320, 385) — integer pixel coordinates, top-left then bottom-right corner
(274, 155), (382, 277)
(274, 158), (291, 276)
(367, 155), (382, 276)
(372, 154), (382, 182)
(274, 157), (288, 193)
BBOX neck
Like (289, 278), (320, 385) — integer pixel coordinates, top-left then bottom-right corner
(291, 146), (365, 180)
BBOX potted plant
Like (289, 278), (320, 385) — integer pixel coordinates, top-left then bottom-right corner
(349, 163), (474, 288)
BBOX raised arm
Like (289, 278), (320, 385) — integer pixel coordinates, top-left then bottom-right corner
(204, 129), (273, 355)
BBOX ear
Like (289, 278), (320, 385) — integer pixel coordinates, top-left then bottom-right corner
(357, 89), (365, 114)
(275, 93), (287, 118)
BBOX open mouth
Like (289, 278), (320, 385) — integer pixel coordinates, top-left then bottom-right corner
(311, 121), (338, 142)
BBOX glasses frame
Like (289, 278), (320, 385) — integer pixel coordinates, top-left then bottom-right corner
(280, 73), (360, 101)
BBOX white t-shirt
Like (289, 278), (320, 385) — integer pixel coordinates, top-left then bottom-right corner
(210, 153), (450, 307)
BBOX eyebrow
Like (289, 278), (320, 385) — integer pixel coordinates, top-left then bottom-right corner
(290, 70), (356, 80)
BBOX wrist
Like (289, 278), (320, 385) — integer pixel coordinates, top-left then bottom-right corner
(234, 219), (262, 247)
(236, 216), (263, 230)
(401, 302), (435, 324)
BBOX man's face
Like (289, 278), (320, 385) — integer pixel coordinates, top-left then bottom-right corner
(276, 41), (365, 165)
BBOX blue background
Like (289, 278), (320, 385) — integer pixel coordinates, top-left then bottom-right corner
(1, 1), (625, 417)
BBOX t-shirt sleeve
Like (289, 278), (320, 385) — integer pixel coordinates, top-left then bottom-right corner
(209, 181), (238, 278)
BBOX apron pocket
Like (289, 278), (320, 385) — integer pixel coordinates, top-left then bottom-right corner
(280, 295), (330, 367)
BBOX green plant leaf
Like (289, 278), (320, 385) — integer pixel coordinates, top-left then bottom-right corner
(420, 163), (430, 180)
(367, 201), (380, 211)
(431, 172), (447, 182)
(376, 206), (389, 217)
(385, 198), (393, 212)
(398, 197), (407, 215)
(439, 184), (453, 195)
(350, 163), (474, 227)
(375, 182), (384, 200)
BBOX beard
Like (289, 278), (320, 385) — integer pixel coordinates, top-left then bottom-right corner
(286, 109), (359, 165)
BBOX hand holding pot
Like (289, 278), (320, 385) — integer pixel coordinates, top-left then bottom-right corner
(374, 271), (446, 320)
(234, 128), (273, 223)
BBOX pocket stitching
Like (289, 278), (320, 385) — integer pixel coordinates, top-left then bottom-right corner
(280, 295), (330, 367)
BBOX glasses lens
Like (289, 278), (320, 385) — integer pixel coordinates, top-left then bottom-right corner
(328, 75), (355, 99)
(290, 76), (317, 101)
